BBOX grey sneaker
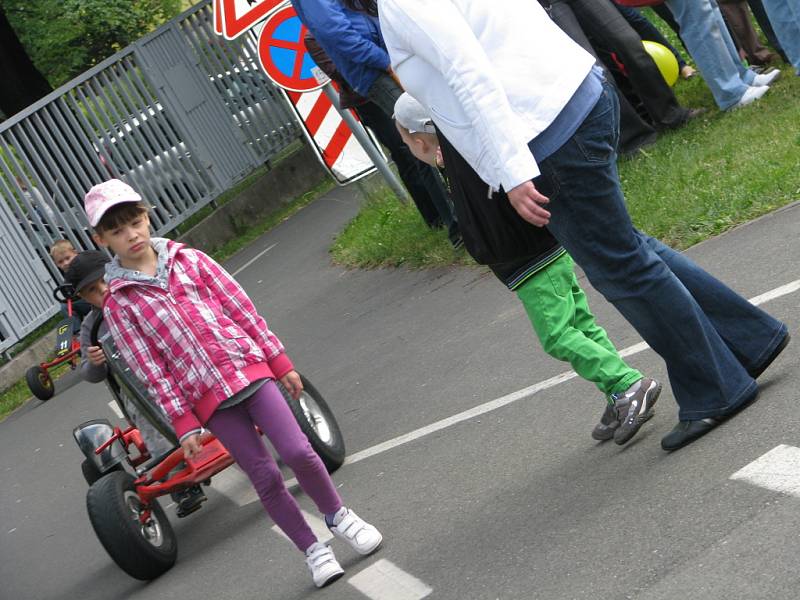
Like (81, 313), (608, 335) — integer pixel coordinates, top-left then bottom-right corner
(591, 402), (620, 441)
(612, 378), (662, 445)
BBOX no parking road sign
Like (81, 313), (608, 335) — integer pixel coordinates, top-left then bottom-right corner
(257, 5), (329, 93)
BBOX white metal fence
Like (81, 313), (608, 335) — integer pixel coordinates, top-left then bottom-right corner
(0, 0), (300, 354)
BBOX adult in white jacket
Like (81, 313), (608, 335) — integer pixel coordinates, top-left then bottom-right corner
(378, 0), (790, 451)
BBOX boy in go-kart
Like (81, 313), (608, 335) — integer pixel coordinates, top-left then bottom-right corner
(65, 250), (206, 517)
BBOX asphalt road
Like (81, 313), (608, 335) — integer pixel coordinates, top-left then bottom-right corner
(1, 187), (798, 600)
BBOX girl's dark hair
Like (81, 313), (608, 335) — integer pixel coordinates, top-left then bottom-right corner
(342, 0), (378, 16)
(95, 201), (149, 233)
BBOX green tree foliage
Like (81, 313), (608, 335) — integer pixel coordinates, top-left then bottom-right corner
(2, 0), (182, 88)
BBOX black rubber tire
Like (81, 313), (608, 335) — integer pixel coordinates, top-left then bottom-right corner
(26, 366), (54, 401)
(279, 375), (345, 473)
(81, 459), (123, 486)
(86, 471), (177, 580)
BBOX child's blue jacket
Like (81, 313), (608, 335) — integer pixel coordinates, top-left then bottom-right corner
(291, 0), (390, 96)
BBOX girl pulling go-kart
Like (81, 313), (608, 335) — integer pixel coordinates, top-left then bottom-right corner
(79, 179), (383, 588)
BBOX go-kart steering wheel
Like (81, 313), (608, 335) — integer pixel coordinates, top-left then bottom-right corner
(53, 283), (77, 304)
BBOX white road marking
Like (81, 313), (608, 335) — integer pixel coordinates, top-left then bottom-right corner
(271, 510), (332, 544)
(748, 279), (800, 307)
(341, 277), (798, 467)
(730, 444), (800, 497)
(108, 401), (124, 419)
(231, 243), (278, 277)
(348, 559), (433, 600)
(346, 370), (578, 466)
(208, 464), (260, 507)
(211, 278), (799, 505)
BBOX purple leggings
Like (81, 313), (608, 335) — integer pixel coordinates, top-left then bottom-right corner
(205, 381), (342, 552)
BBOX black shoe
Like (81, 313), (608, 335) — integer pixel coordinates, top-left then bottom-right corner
(173, 485), (207, 518)
(661, 387), (760, 451)
(748, 332), (790, 379)
(660, 418), (721, 451)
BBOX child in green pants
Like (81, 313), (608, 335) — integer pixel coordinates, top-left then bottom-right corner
(394, 93), (661, 445)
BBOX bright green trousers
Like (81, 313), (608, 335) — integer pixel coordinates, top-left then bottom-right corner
(516, 253), (641, 398)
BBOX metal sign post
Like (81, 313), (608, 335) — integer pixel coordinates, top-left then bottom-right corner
(321, 83), (408, 201)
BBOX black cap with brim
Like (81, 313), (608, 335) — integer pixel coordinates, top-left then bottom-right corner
(64, 250), (110, 292)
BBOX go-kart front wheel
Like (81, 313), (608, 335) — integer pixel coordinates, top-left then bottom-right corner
(279, 375), (346, 473)
(86, 471), (177, 580)
(26, 366), (54, 401)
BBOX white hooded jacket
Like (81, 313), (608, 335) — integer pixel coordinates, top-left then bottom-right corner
(378, 0), (595, 190)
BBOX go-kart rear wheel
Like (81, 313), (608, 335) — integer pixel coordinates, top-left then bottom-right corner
(280, 375), (345, 473)
(86, 471), (176, 580)
(26, 366), (54, 401)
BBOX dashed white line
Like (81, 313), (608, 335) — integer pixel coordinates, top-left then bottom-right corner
(271, 510), (332, 545)
(107, 400), (124, 420)
(208, 464), (259, 507)
(348, 559), (432, 600)
(231, 243), (278, 277)
(748, 279), (800, 306)
(730, 444), (800, 497)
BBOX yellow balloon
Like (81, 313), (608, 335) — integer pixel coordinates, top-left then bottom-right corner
(642, 40), (679, 87)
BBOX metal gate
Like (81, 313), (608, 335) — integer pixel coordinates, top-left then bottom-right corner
(0, 0), (300, 354)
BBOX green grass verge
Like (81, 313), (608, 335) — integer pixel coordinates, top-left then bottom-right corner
(0, 379), (34, 422)
(330, 189), (473, 268)
(331, 71), (800, 269)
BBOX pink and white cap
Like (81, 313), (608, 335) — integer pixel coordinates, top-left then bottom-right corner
(84, 179), (142, 227)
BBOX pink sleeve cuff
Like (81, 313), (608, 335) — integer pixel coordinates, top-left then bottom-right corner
(172, 411), (203, 440)
(267, 352), (294, 380)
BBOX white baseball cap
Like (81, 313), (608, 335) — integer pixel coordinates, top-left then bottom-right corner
(393, 93), (436, 134)
(84, 179), (142, 227)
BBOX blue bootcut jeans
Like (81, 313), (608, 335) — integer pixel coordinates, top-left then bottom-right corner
(532, 81), (787, 421)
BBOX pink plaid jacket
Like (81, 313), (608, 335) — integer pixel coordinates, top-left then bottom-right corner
(103, 240), (293, 439)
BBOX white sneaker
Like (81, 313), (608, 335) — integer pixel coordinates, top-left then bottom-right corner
(328, 507), (383, 555)
(732, 86), (769, 109)
(752, 69), (781, 87)
(305, 542), (344, 588)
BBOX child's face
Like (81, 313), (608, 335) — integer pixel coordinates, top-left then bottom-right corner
(79, 278), (108, 308)
(94, 212), (152, 262)
(54, 249), (78, 271)
(397, 124), (439, 167)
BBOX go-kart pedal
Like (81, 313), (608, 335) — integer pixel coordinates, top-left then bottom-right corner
(172, 485), (207, 518)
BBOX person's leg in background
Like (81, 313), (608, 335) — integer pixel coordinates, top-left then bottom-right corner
(356, 100), (461, 244)
(567, 0), (692, 129)
(547, 0), (659, 154)
(718, 0), (777, 65)
(760, 0), (800, 73)
(365, 74), (460, 244)
(613, 4), (695, 77)
(664, 0), (758, 109)
(747, 0), (789, 62)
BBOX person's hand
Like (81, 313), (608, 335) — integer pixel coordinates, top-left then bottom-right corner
(181, 433), (203, 460)
(507, 181), (551, 226)
(279, 370), (303, 400)
(87, 345), (106, 367)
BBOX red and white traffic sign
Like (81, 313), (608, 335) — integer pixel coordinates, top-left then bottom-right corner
(284, 87), (385, 185)
(214, 0), (285, 40)
(256, 5), (329, 93)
